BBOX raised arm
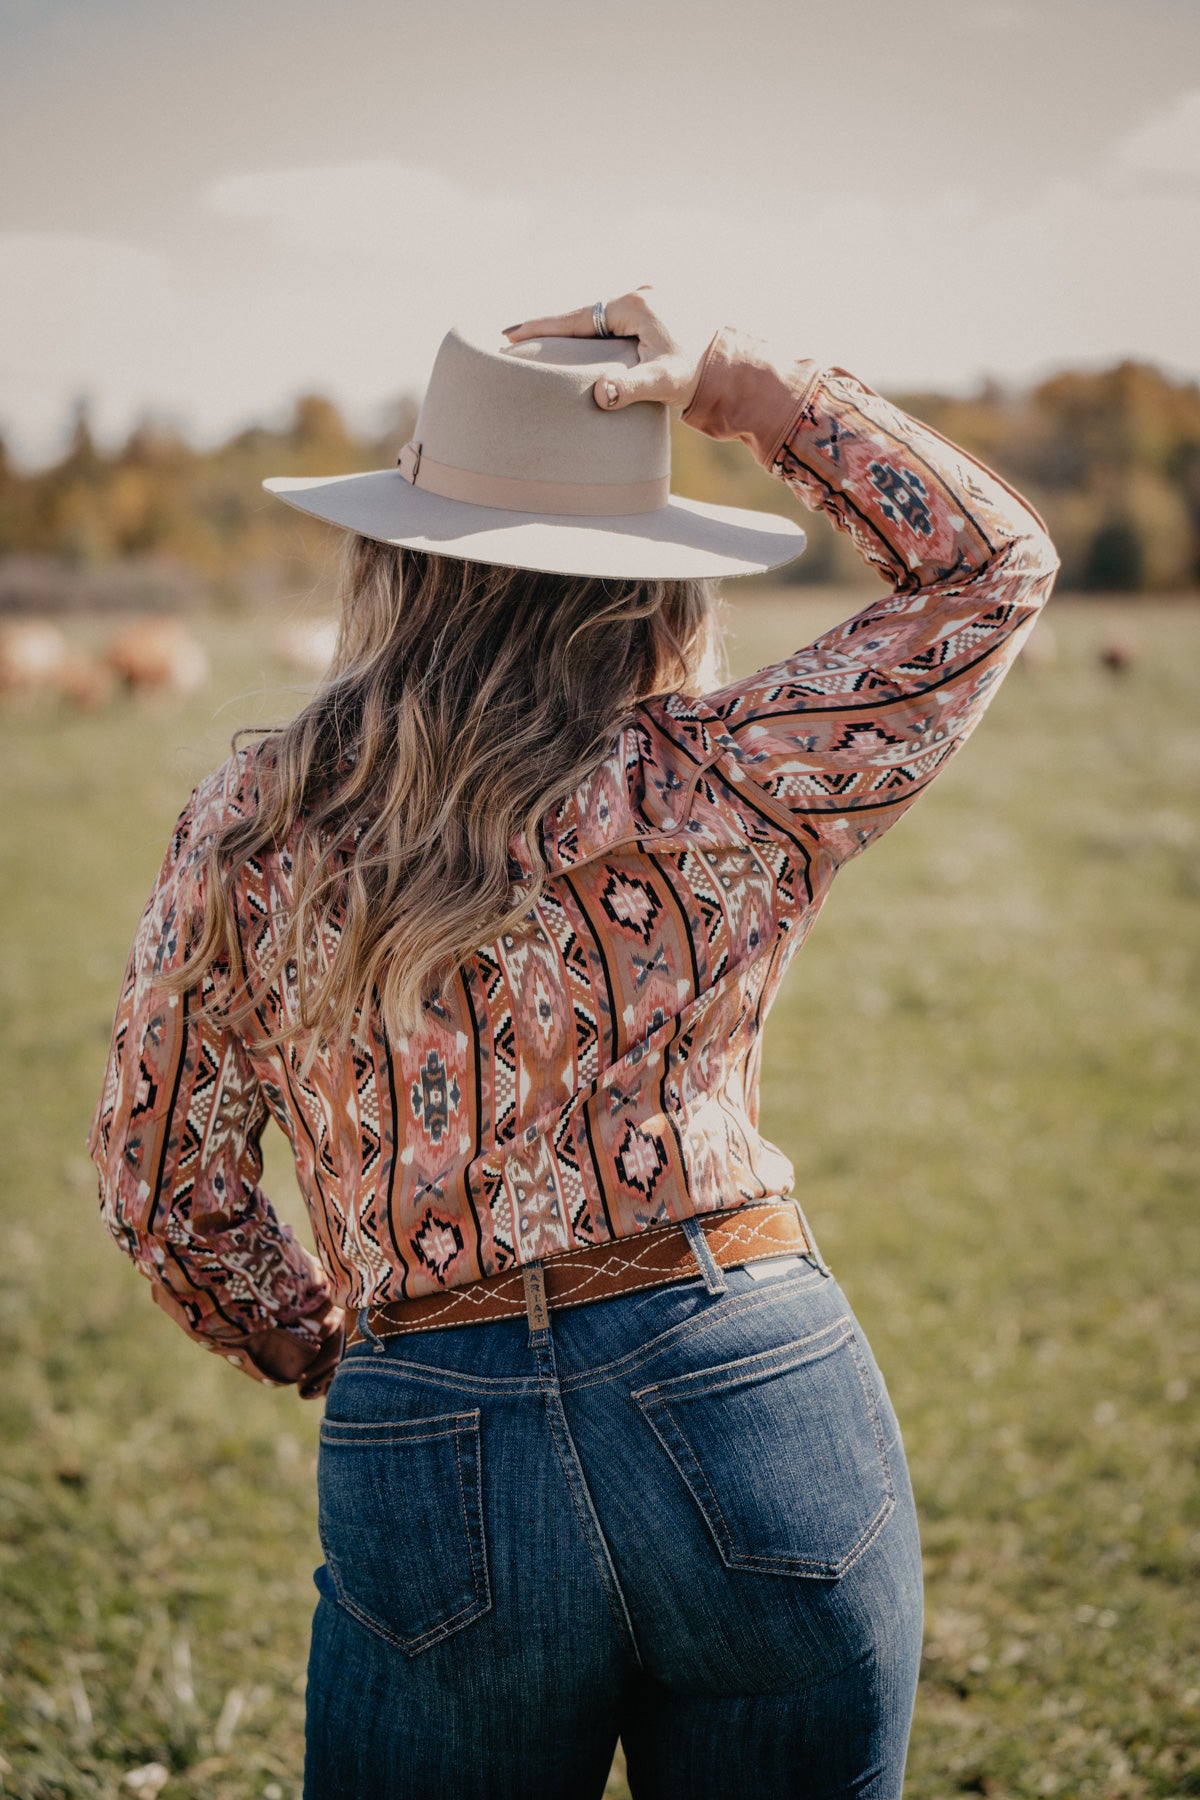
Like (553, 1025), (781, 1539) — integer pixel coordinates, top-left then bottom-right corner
(87, 771), (344, 1392)
(676, 330), (1060, 864)
(505, 292), (1060, 869)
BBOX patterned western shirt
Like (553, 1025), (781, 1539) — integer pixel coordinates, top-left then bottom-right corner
(88, 330), (1060, 1388)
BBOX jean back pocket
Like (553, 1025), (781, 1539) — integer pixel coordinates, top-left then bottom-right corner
(633, 1317), (894, 1579)
(317, 1409), (491, 1654)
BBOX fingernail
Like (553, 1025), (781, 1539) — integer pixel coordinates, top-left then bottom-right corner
(604, 381), (620, 408)
(502, 322), (523, 334)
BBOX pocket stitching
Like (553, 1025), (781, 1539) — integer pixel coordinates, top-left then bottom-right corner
(635, 1321), (857, 1573)
(320, 1410), (479, 1443)
(637, 1404), (739, 1569)
(844, 1330), (895, 1503)
(634, 1323), (896, 1578)
(631, 1315), (853, 1404)
(320, 1428), (473, 1447)
(318, 1411), (491, 1655)
(325, 1579), (488, 1656)
(455, 1406), (491, 1624)
(321, 1463), (488, 1654)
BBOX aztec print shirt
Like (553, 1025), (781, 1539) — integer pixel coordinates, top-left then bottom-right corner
(88, 328), (1060, 1388)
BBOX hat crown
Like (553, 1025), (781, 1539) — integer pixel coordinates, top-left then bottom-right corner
(413, 327), (669, 488)
(263, 321), (806, 578)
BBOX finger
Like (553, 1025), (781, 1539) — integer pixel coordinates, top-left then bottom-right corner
(504, 291), (653, 343)
(504, 306), (599, 341)
(592, 358), (681, 411)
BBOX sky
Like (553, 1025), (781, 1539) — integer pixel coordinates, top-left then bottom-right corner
(0, 0), (1197, 466)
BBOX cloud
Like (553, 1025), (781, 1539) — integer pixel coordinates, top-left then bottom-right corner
(199, 161), (747, 327)
(1105, 87), (1200, 199)
(1, 149), (1196, 466)
(193, 159), (990, 374)
(205, 162), (530, 258)
(958, 174), (1197, 379)
(1112, 88), (1200, 179)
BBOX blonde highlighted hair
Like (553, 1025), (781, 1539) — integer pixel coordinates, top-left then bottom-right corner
(181, 537), (723, 1045)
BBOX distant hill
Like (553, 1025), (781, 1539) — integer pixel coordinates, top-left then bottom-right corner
(1, 360), (1197, 602)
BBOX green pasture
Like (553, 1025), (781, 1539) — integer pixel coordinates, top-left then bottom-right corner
(0, 592), (1197, 1798)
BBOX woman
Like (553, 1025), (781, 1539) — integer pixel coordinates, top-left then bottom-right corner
(89, 288), (1059, 1798)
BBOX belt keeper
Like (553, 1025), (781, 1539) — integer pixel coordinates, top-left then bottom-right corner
(791, 1196), (830, 1276)
(356, 1305), (388, 1353)
(681, 1215), (728, 1296)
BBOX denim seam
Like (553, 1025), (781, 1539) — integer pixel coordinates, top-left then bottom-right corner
(535, 1348), (644, 1670)
(334, 1360), (543, 1398)
(556, 1272), (827, 1395)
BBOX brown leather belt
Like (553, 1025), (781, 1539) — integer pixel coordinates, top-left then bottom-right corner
(345, 1198), (819, 1349)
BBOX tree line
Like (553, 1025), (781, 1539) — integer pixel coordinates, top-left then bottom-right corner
(1, 359), (1197, 595)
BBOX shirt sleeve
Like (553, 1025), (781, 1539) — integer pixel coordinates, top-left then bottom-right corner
(86, 771), (343, 1389)
(680, 328), (1061, 869)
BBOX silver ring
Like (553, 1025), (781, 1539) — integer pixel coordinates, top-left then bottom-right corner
(592, 299), (612, 338)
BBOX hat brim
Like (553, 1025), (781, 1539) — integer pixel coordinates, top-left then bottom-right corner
(263, 469), (806, 580)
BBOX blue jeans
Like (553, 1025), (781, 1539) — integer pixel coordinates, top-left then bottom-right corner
(305, 1253), (923, 1799)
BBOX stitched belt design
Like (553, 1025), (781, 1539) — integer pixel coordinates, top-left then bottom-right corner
(345, 1198), (817, 1348)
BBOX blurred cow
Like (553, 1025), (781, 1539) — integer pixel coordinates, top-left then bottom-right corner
(1099, 634), (1138, 676)
(106, 618), (210, 695)
(58, 654), (117, 709)
(0, 621), (70, 694)
(0, 622), (117, 708)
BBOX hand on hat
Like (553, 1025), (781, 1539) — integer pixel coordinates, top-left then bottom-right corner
(503, 287), (714, 413)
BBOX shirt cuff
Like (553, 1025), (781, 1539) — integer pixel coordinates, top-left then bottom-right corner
(150, 1282), (345, 1389)
(681, 328), (825, 471)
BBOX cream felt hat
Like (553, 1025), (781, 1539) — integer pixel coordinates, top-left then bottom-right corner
(263, 326), (806, 580)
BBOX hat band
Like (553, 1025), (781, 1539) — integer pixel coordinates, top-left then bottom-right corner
(397, 441), (670, 517)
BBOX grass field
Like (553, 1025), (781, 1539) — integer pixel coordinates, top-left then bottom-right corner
(0, 590), (1197, 1799)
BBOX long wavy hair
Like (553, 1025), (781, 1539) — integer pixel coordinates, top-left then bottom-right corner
(181, 536), (723, 1048)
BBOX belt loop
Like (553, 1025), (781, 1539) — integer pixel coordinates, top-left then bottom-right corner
(681, 1216), (728, 1297)
(356, 1306), (388, 1354)
(523, 1261), (550, 1343)
(791, 1196), (831, 1277)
